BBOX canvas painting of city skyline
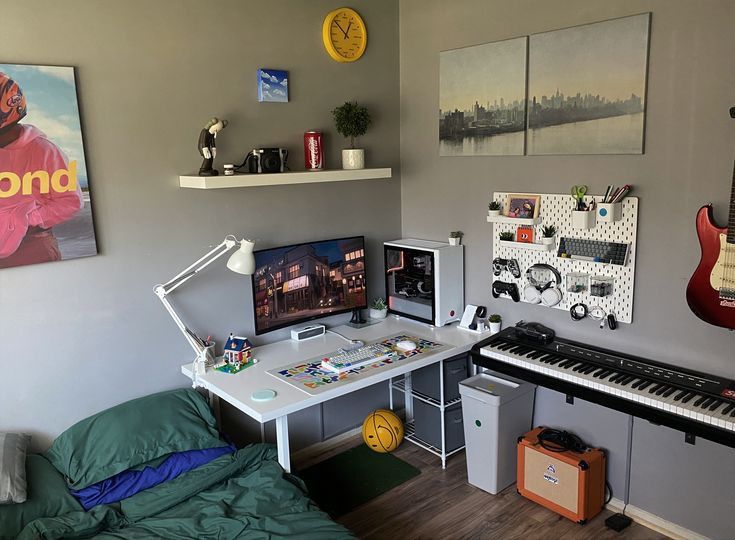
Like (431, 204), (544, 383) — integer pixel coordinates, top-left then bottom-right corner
(527, 14), (650, 155)
(439, 37), (527, 156)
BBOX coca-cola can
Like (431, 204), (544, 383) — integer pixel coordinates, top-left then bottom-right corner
(304, 131), (323, 170)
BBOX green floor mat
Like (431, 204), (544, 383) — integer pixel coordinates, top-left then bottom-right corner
(297, 444), (421, 517)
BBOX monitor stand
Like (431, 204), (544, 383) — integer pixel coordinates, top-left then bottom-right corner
(350, 308), (366, 325)
(346, 308), (380, 329)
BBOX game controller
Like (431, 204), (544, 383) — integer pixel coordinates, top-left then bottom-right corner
(492, 281), (520, 302)
(492, 257), (521, 278)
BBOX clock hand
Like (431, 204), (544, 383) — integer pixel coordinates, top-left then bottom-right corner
(334, 21), (349, 38)
(344, 21), (352, 38)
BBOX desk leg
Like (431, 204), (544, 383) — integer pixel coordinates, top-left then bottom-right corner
(275, 415), (291, 473)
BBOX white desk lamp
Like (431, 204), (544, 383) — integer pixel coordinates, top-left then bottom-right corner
(154, 235), (255, 386)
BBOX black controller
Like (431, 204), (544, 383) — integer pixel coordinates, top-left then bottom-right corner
(492, 257), (521, 278)
(492, 281), (520, 302)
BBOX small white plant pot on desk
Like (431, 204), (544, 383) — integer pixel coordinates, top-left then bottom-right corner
(342, 149), (365, 170)
(489, 322), (502, 334)
(448, 237), (461, 246)
(369, 308), (387, 319)
(541, 236), (555, 246)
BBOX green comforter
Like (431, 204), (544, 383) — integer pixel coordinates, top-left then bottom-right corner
(19, 444), (353, 539)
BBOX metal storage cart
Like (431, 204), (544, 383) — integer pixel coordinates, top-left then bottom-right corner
(389, 354), (469, 469)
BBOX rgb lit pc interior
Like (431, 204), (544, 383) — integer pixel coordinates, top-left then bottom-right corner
(251, 236), (367, 335)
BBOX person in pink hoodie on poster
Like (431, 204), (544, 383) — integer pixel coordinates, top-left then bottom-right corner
(0, 72), (83, 269)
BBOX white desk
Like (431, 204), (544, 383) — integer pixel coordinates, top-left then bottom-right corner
(181, 315), (489, 472)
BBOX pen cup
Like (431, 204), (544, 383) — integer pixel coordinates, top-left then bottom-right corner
(572, 209), (596, 229)
(597, 202), (622, 223)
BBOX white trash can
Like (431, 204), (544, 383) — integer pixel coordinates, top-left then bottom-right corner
(460, 371), (536, 494)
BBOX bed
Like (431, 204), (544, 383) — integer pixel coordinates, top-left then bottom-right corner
(0, 389), (352, 540)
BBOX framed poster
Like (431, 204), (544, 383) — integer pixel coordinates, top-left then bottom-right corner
(0, 64), (97, 269)
(527, 14), (651, 155)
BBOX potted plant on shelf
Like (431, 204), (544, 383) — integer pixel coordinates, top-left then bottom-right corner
(541, 224), (557, 245)
(488, 200), (501, 217)
(369, 297), (388, 319)
(488, 314), (502, 334)
(449, 231), (463, 246)
(499, 231), (514, 242)
(332, 101), (372, 170)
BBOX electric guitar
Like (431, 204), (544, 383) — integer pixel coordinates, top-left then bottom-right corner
(686, 162), (735, 329)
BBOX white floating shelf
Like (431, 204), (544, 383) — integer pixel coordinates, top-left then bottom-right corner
(486, 215), (542, 225)
(498, 240), (554, 251)
(179, 168), (392, 189)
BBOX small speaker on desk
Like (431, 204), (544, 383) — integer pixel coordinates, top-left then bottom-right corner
(291, 324), (326, 341)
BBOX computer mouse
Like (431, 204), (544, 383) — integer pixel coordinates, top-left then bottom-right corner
(395, 339), (418, 352)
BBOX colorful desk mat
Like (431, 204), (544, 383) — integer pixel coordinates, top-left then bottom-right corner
(267, 334), (449, 396)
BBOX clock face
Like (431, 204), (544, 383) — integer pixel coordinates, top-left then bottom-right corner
(322, 8), (367, 63)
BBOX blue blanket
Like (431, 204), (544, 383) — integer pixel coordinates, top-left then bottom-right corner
(71, 444), (235, 510)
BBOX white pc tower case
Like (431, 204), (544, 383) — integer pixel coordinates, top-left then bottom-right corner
(383, 239), (464, 327)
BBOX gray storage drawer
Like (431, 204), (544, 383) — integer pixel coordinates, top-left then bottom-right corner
(413, 400), (465, 452)
(412, 354), (468, 402)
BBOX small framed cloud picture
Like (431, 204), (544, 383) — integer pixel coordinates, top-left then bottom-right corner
(257, 69), (289, 102)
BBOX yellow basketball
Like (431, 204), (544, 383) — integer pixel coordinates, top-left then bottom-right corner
(362, 409), (404, 453)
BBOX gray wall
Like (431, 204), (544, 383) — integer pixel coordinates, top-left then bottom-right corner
(0, 0), (401, 451)
(400, 0), (735, 536)
(400, 0), (735, 374)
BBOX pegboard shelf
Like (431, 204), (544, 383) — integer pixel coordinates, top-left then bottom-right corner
(486, 215), (542, 226)
(490, 192), (638, 324)
(499, 240), (554, 251)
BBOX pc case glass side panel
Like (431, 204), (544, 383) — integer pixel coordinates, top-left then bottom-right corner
(384, 246), (435, 324)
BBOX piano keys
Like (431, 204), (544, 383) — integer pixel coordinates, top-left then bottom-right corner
(471, 326), (735, 449)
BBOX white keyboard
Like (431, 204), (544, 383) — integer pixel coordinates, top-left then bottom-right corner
(321, 343), (397, 374)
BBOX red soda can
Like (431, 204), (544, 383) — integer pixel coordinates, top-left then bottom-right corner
(304, 131), (323, 170)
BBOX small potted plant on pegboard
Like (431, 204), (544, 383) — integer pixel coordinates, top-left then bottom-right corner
(488, 313), (502, 334)
(448, 231), (463, 246)
(499, 231), (514, 242)
(541, 224), (557, 246)
(369, 297), (388, 319)
(488, 200), (501, 217)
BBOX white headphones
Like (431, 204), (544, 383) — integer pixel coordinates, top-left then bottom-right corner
(523, 264), (563, 307)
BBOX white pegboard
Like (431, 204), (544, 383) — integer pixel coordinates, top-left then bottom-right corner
(490, 192), (638, 323)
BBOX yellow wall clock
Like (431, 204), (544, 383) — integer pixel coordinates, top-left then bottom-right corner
(322, 7), (367, 63)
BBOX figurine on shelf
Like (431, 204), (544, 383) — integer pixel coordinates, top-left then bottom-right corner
(197, 117), (228, 176)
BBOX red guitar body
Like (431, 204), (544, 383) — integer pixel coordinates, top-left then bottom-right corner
(686, 205), (735, 330)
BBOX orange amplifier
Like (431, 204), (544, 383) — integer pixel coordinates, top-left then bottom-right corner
(517, 427), (606, 524)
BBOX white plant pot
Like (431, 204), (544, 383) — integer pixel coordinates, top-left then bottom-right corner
(342, 149), (365, 170)
(541, 236), (555, 245)
(488, 210), (501, 217)
(489, 322), (502, 334)
(369, 308), (387, 319)
(448, 237), (461, 246)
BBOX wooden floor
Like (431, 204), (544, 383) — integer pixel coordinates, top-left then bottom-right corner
(295, 436), (668, 540)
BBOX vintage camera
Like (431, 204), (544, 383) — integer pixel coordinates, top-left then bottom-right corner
(245, 148), (288, 173)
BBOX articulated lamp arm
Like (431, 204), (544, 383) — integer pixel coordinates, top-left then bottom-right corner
(153, 235), (255, 358)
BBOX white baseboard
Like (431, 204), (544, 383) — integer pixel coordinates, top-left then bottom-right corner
(607, 498), (709, 540)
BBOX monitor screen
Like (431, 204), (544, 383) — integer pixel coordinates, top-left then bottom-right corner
(252, 236), (367, 335)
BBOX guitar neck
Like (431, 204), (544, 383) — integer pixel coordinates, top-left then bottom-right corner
(729, 161), (735, 244)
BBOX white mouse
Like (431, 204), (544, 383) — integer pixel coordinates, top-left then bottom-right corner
(395, 339), (418, 352)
